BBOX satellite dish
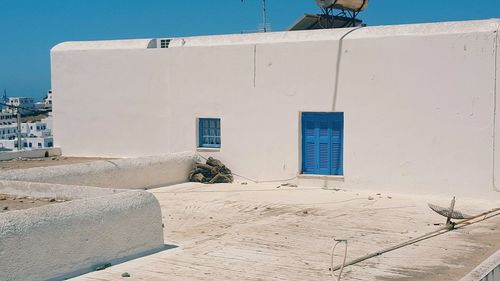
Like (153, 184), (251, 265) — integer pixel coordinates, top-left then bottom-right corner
(316, 0), (368, 12)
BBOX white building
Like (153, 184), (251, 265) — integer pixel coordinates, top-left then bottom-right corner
(20, 120), (53, 149)
(21, 122), (50, 137)
(0, 112), (17, 126)
(35, 90), (53, 111)
(51, 19), (500, 199)
(41, 112), (53, 131)
(0, 118), (53, 151)
(5, 97), (35, 115)
(0, 112), (19, 151)
(21, 136), (53, 149)
(45, 90), (53, 106)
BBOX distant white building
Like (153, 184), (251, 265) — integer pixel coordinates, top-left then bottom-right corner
(0, 118), (53, 151)
(0, 112), (17, 126)
(0, 125), (18, 140)
(21, 122), (50, 137)
(35, 90), (53, 111)
(0, 137), (53, 151)
(5, 97), (35, 115)
(41, 112), (53, 131)
(45, 90), (53, 106)
(0, 124), (19, 151)
(20, 120), (53, 149)
(21, 136), (54, 149)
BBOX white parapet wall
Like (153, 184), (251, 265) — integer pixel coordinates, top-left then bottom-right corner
(0, 151), (196, 189)
(51, 19), (500, 199)
(460, 250), (500, 281)
(0, 180), (165, 281)
(0, 147), (61, 161)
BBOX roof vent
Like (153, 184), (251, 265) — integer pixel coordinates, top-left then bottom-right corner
(160, 39), (171, 49)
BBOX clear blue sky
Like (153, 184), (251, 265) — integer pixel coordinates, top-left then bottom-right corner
(0, 0), (499, 100)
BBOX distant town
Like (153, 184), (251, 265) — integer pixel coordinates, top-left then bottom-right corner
(0, 90), (53, 152)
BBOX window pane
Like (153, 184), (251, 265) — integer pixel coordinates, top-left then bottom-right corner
(199, 118), (221, 147)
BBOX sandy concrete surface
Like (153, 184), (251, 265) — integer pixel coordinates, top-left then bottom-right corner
(72, 183), (499, 281)
(0, 156), (110, 170)
(0, 194), (61, 212)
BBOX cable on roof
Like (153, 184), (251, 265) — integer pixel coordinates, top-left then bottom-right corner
(330, 239), (348, 281)
(330, 207), (500, 272)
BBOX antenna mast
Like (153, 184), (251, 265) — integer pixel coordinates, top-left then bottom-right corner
(262, 0), (267, 32)
(241, 0), (269, 32)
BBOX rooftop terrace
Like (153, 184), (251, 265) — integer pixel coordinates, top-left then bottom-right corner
(72, 182), (499, 281)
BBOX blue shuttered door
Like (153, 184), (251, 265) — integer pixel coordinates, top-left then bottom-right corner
(303, 120), (316, 172)
(302, 113), (344, 176)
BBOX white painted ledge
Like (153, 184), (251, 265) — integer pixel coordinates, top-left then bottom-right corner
(0, 181), (165, 281)
(196, 147), (221, 152)
(459, 250), (500, 281)
(298, 174), (345, 181)
(0, 151), (196, 189)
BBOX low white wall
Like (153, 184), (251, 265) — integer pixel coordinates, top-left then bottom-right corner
(0, 147), (61, 161)
(0, 182), (165, 281)
(459, 250), (500, 281)
(0, 151), (195, 189)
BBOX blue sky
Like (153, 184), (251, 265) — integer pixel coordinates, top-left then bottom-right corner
(0, 0), (499, 100)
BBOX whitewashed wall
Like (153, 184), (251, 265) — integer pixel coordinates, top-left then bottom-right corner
(51, 19), (500, 199)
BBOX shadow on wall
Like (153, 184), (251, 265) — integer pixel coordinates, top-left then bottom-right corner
(332, 26), (365, 111)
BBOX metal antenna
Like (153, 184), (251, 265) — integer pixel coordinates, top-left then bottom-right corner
(262, 0), (267, 32)
(241, 0), (269, 32)
(428, 196), (472, 229)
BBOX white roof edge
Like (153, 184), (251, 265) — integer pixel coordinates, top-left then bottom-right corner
(459, 249), (500, 281)
(51, 39), (154, 52)
(52, 19), (500, 52)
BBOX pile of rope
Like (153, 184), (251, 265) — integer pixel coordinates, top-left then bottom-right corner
(189, 157), (233, 184)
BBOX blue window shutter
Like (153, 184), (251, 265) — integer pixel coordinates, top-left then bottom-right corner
(199, 118), (221, 148)
(303, 120), (316, 173)
(302, 112), (343, 176)
(331, 116), (343, 175)
(318, 143), (329, 169)
(317, 121), (331, 175)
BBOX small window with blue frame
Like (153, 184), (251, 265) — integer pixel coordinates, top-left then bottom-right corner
(198, 118), (221, 148)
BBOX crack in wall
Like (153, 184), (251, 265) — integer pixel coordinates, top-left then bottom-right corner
(492, 25), (499, 193)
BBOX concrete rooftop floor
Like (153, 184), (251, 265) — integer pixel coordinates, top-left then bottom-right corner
(72, 182), (499, 281)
